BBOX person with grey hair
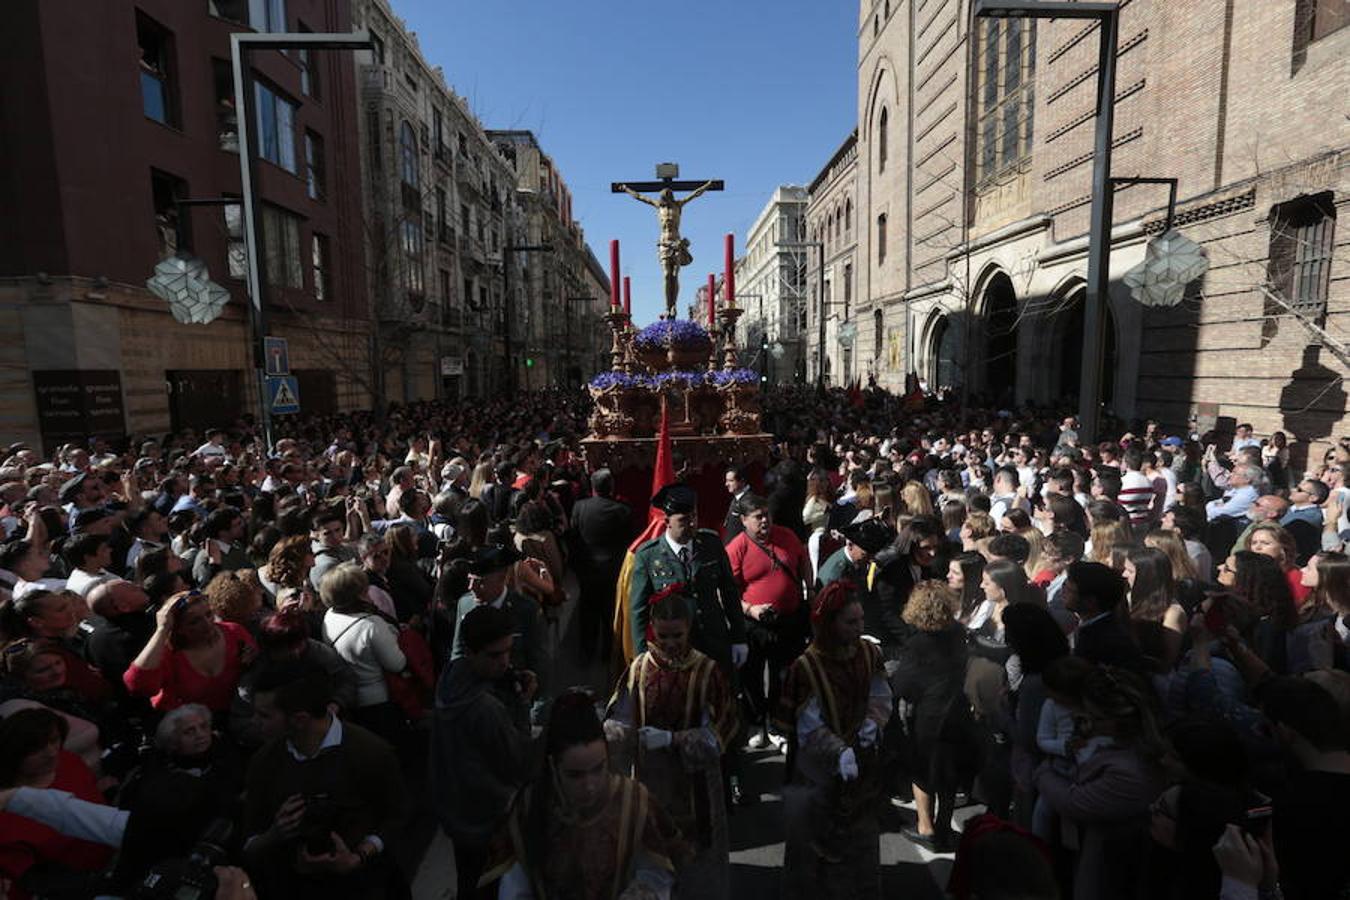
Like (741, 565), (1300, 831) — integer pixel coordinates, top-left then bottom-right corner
(153, 702), (215, 757)
(1205, 463), (1261, 521)
(319, 562), (406, 743)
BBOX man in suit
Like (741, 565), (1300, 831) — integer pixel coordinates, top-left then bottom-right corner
(722, 466), (751, 544)
(567, 468), (636, 663)
(1062, 561), (1147, 673)
(450, 544), (549, 719)
(630, 484), (748, 674)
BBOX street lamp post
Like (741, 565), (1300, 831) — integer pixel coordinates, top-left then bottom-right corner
(230, 30), (371, 449)
(501, 243), (552, 398)
(782, 241), (826, 386)
(564, 296), (595, 387)
(972, 1), (1118, 442)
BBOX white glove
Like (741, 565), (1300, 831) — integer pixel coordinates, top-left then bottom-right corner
(857, 718), (879, 749)
(838, 747), (859, 781)
(639, 726), (673, 750)
(730, 643), (749, 668)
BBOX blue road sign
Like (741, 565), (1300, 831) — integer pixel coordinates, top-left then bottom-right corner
(267, 376), (301, 415)
(263, 336), (290, 376)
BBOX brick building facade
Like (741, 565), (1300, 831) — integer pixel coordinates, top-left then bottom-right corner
(850, 0), (1347, 462)
(0, 0), (373, 450)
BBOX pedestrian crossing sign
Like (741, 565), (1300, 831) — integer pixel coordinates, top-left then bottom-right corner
(267, 376), (301, 415)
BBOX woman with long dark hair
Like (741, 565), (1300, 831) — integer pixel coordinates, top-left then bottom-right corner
(1123, 547), (1187, 671)
(947, 551), (987, 625)
(1219, 550), (1296, 673)
(774, 580), (892, 900)
(483, 689), (683, 899)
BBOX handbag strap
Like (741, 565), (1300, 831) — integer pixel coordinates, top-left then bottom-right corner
(327, 613), (372, 647)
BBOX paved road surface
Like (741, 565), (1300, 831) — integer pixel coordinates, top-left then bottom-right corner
(412, 577), (976, 898)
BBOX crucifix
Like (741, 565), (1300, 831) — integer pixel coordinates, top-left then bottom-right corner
(612, 163), (724, 318)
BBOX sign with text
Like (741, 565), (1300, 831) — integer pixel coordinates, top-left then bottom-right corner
(33, 370), (125, 452)
(440, 356), (463, 376)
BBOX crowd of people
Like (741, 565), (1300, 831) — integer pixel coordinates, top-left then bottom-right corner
(0, 384), (1345, 900)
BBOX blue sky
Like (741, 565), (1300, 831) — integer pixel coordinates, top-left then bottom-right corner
(393, 0), (858, 324)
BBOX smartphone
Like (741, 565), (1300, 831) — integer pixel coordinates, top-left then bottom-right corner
(1241, 805), (1273, 838)
(1203, 602), (1227, 634)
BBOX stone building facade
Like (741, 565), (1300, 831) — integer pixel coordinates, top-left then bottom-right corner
(855, 0), (1348, 459)
(354, 0), (517, 402)
(736, 185), (810, 384)
(488, 130), (610, 390)
(806, 130), (861, 385)
(0, 0), (372, 450)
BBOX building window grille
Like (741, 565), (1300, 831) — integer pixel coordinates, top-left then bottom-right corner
(1269, 192), (1336, 319)
(975, 18), (1036, 185)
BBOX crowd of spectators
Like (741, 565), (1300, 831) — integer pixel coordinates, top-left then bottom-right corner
(0, 383), (1344, 899)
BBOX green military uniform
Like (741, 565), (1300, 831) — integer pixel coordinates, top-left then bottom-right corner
(629, 527), (747, 673)
(815, 545), (865, 589)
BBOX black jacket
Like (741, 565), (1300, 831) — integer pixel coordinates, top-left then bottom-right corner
(568, 496), (635, 566)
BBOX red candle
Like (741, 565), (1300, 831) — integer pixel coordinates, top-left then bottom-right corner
(724, 233), (736, 307)
(707, 273), (716, 327)
(609, 240), (620, 309)
(623, 276), (631, 317)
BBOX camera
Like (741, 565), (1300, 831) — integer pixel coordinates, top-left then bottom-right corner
(134, 818), (232, 900)
(300, 792), (340, 855)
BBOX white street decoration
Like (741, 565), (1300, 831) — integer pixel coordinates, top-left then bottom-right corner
(1124, 228), (1209, 308)
(147, 255), (232, 325)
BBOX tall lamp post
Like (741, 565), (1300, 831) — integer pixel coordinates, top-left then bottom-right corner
(972, 1), (1118, 442)
(501, 242), (552, 398)
(230, 30), (371, 449)
(783, 241), (825, 386)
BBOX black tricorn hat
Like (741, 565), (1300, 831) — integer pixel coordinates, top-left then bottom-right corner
(468, 543), (522, 575)
(650, 483), (697, 516)
(839, 514), (896, 556)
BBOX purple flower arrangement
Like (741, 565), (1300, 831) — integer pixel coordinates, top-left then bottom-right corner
(709, 368), (758, 386)
(589, 368), (759, 391)
(588, 372), (652, 391)
(631, 320), (713, 353)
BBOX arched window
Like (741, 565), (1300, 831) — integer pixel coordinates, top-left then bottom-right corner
(399, 121), (418, 188)
(878, 107), (889, 173)
(845, 199), (853, 233)
(874, 308), (884, 359)
(835, 208), (842, 239)
(876, 213), (887, 265)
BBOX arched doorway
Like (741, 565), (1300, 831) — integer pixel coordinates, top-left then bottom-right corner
(929, 315), (963, 390)
(1052, 289), (1117, 406)
(982, 273), (1018, 403)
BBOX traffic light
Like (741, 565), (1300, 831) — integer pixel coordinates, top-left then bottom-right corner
(525, 357), (535, 368)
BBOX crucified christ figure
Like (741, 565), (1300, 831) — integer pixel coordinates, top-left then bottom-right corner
(620, 180), (716, 317)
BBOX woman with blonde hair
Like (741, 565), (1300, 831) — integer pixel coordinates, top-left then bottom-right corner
(1142, 529), (1198, 582)
(891, 581), (970, 851)
(802, 467), (834, 535)
(467, 460), (495, 500)
(900, 481), (933, 518)
(1242, 521), (1308, 604)
(1088, 520), (1131, 565)
(961, 511), (997, 551)
(1018, 527), (1045, 581)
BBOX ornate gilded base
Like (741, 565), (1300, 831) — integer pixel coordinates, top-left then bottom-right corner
(581, 433), (773, 473)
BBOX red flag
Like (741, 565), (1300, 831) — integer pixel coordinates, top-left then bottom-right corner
(613, 395), (675, 663)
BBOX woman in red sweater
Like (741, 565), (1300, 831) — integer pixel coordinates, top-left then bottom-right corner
(124, 590), (257, 714)
(725, 493), (810, 750)
(0, 708), (112, 899)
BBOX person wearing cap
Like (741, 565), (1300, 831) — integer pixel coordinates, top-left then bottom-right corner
(816, 514), (896, 590)
(628, 484), (748, 676)
(59, 472), (105, 520)
(449, 544), (548, 711)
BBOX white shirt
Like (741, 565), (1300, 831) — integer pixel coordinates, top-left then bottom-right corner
(65, 567), (114, 599)
(193, 441), (227, 458)
(322, 610), (406, 707)
(665, 533), (693, 563)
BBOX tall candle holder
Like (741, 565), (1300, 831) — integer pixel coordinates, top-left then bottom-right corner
(717, 305), (744, 371)
(604, 308), (628, 372)
(621, 317), (639, 375)
(705, 323), (721, 371)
